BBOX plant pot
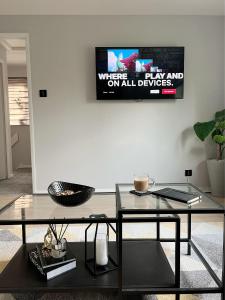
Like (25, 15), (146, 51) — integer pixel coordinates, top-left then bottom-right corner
(207, 159), (225, 197)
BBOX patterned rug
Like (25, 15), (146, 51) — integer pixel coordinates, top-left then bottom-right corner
(0, 220), (223, 300)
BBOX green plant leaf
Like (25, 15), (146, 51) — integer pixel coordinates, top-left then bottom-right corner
(193, 121), (216, 141)
(211, 129), (222, 139)
(215, 109), (225, 121)
(213, 135), (225, 144)
(217, 120), (225, 130)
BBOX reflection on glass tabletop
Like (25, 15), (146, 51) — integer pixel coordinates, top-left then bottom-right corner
(117, 183), (224, 212)
(0, 193), (116, 222)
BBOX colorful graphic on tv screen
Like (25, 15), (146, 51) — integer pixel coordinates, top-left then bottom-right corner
(108, 49), (139, 72)
(108, 49), (160, 73)
(136, 59), (153, 72)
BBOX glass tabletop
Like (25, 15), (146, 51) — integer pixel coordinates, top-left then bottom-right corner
(0, 183), (223, 224)
(117, 183), (224, 213)
(0, 193), (116, 223)
(0, 194), (22, 211)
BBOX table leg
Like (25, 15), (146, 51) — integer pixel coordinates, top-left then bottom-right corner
(175, 218), (180, 289)
(175, 294), (180, 300)
(187, 212), (191, 255)
(21, 208), (26, 244)
(156, 201), (160, 241)
(22, 223), (26, 244)
(118, 211), (123, 300)
(156, 218), (160, 241)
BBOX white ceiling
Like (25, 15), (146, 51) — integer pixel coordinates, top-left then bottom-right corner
(0, 0), (224, 15)
(0, 38), (26, 65)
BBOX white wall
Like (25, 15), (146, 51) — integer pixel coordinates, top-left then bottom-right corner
(11, 125), (31, 170)
(8, 64), (31, 171)
(0, 16), (224, 192)
(0, 49), (7, 179)
(0, 44), (12, 179)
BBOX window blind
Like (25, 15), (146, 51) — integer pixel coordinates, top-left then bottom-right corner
(8, 77), (29, 125)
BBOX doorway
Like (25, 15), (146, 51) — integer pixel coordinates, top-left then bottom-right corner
(0, 35), (33, 194)
(0, 63), (7, 180)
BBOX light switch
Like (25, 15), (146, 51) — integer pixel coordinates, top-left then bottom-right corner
(39, 90), (47, 97)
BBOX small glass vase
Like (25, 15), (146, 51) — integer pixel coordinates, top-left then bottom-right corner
(51, 238), (67, 258)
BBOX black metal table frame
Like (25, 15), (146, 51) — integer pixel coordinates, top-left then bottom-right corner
(116, 183), (225, 300)
(117, 210), (181, 300)
(0, 193), (119, 294)
(0, 184), (224, 300)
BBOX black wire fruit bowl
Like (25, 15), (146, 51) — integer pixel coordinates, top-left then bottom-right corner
(48, 181), (95, 207)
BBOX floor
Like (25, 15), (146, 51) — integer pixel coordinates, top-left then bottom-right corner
(0, 168), (32, 195)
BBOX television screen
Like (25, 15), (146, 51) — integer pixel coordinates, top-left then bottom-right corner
(95, 47), (184, 100)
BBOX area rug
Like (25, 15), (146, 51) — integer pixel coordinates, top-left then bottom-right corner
(0, 220), (223, 300)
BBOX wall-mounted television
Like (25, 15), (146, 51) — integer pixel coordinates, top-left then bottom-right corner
(95, 47), (184, 100)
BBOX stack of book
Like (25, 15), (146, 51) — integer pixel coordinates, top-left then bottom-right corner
(29, 244), (76, 280)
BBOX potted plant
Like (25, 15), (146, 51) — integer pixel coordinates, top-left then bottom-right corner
(193, 109), (225, 196)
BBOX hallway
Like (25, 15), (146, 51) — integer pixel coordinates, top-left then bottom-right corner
(0, 168), (32, 194)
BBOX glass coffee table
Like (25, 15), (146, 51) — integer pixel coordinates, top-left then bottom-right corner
(0, 193), (118, 295)
(116, 183), (225, 300)
(0, 183), (224, 300)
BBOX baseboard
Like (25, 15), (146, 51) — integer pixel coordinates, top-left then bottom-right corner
(197, 186), (211, 193)
(33, 188), (115, 194)
(31, 187), (211, 195)
(17, 164), (32, 169)
(96, 188), (115, 193)
(31, 188), (45, 194)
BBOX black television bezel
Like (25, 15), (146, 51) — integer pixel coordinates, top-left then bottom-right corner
(95, 46), (185, 100)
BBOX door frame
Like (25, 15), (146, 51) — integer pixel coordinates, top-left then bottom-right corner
(0, 33), (36, 192)
(0, 60), (10, 179)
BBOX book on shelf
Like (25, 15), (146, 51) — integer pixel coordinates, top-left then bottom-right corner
(151, 187), (202, 205)
(36, 244), (76, 269)
(29, 246), (76, 280)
